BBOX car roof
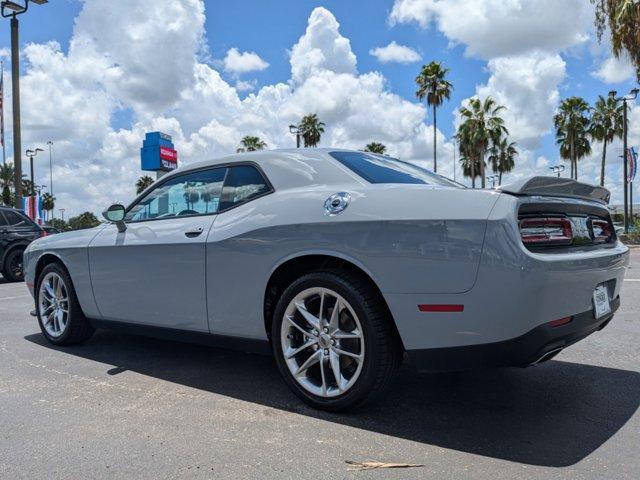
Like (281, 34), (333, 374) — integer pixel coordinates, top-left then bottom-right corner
(165, 148), (366, 191)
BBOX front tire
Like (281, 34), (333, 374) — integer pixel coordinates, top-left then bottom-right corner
(36, 263), (94, 345)
(272, 271), (401, 411)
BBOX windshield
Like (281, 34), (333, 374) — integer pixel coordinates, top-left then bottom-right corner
(329, 151), (462, 187)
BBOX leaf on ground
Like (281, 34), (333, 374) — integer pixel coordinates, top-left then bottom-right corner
(345, 460), (424, 471)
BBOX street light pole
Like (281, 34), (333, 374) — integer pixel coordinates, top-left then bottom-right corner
(1, 0), (49, 211)
(25, 147), (42, 196)
(47, 140), (53, 217)
(59, 208), (65, 222)
(289, 124), (301, 148)
(549, 165), (565, 178)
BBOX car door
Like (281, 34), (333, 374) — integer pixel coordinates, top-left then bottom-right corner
(89, 167), (227, 331)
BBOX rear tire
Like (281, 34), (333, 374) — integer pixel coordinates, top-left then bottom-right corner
(2, 248), (25, 282)
(272, 270), (401, 411)
(36, 263), (94, 345)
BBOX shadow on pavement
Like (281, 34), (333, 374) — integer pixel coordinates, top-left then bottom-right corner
(25, 330), (640, 467)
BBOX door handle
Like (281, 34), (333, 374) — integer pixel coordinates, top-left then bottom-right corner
(184, 227), (204, 238)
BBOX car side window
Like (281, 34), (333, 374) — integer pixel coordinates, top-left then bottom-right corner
(3, 210), (30, 227)
(126, 167), (227, 222)
(219, 165), (271, 211)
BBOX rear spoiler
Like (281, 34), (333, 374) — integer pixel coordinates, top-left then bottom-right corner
(498, 176), (610, 205)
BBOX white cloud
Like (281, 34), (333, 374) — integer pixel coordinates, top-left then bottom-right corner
(235, 79), (257, 92)
(289, 7), (357, 84)
(475, 52), (566, 151)
(223, 48), (269, 74)
(370, 41), (421, 64)
(7, 2), (455, 216)
(389, 0), (592, 59)
(592, 55), (636, 84)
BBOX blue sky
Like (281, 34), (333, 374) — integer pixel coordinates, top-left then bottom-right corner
(0, 0), (638, 214)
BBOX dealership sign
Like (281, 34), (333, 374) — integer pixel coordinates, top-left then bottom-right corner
(141, 132), (178, 172)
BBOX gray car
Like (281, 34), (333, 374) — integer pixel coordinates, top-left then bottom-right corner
(23, 149), (629, 410)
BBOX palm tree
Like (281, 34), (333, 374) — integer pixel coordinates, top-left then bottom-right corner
(183, 182), (200, 211)
(590, 95), (624, 186)
(488, 137), (518, 185)
(0, 162), (15, 206)
(237, 136), (267, 153)
(592, 0), (640, 82)
(298, 114), (325, 148)
(415, 61), (453, 173)
(456, 97), (508, 188)
(41, 193), (55, 221)
(554, 97), (591, 180)
(136, 175), (154, 194)
(363, 142), (387, 154)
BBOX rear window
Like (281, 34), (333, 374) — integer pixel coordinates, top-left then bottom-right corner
(329, 151), (462, 187)
(219, 165), (271, 211)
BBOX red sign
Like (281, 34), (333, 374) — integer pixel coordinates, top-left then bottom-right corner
(159, 146), (178, 170)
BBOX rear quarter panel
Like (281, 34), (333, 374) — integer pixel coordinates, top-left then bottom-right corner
(205, 185), (500, 339)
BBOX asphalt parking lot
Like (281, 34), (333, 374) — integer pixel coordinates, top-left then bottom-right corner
(1, 251), (639, 479)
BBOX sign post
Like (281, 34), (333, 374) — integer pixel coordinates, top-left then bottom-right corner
(140, 132), (178, 179)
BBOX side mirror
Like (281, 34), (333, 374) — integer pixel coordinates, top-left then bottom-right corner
(102, 204), (127, 233)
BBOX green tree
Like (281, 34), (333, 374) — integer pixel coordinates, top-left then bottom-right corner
(554, 97), (592, 180)
(135, 175), (154, 194)
(590, 95), (624, 186)
(488, 137), (518, 185)
(41, 193), (56, 221)
(415, 61), (453, 173)
(0, 162), (14, 206)
(363, 142), (387, 154)
(237, 135), (267, 152)
(67, 212), (100, 231)
(47, 218), (68, 232)
(456, 97), (508, 188)
(592, 0), (640, 82)
(298, 114), (325, 148)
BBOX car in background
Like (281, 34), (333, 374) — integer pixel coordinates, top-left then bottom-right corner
(22, 149), (629, 410)
(1, 206), (45, 282)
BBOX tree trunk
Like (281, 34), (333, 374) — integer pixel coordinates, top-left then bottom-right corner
(480, 151), (486, 188)
(433, 104), (437, 173)
(600, 138), (607, 186)
(498, 171), (503, 186)
(471, 156), (475, 188)
(570, 137), (575, 180)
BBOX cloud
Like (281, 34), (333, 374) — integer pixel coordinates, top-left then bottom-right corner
(223, 48), (269, 74)
(289, 6), (357, 84)
(592, 55), (636, 84)
(235, 79), (257, 92)
(7, 2), (455, 216)
(389, 0), (592, 59)
(475, 52), (566, 151)
(370, 41), (421, 64)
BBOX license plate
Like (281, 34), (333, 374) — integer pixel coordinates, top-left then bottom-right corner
(593, 284), (611, 319)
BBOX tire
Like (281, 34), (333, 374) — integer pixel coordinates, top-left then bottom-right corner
(2, 248), (25, 282)
(271, 270), (401, 411)
(35, 262), (95, 345)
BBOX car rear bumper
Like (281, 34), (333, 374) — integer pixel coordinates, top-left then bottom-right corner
(406, 295), (619, 373)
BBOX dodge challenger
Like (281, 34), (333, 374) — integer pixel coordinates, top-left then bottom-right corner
(23, 149), (629, 410)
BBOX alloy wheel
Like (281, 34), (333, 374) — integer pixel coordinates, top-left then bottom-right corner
(38, 272), (70, 338)
(280, 287), (365, 397)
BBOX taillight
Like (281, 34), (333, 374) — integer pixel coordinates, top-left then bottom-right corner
(590, 218), (613, 244)
(519, 217), (573, 246)
(40, 230), (48, 238)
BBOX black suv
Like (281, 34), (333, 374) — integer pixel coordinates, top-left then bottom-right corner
(0, 206), (44, 282)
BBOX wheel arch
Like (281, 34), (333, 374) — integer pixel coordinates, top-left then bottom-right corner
(34, 252), (69, 288)
(1, 240), (30, 266)
(263, 253), (403, 348)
